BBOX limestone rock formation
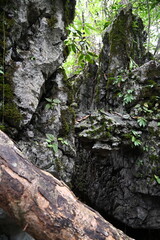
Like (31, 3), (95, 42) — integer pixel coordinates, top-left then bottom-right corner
(73, 6), (160, 234)
(0, 0), (75, 239)
(0, 1), (160, 239)
(95, 5), (149, 111)
(0, 0), (76, 183)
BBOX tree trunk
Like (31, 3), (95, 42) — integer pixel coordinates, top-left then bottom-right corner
(0, 130), (134, 240)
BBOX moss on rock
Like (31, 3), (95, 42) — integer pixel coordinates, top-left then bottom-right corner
(0, 8), (22, 130)
(1, 102), (22, 127)
(47, 15), (58, 28)
(63, 0), (76, 27)
(60, 106), (75, 137)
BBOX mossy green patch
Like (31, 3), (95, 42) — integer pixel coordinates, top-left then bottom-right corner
(85, 123), (112, 140)
(47, 15), (57, 28)
(0, 103), (22, 127)
(0, 8), (22, 130)
(63, 70), (75, 104)
(63, 0), (76, 27)
(0, 83), (14, 100)
(0, 65), (22, 129)
(0, 124), (5, 131)
(109, 15), (127, 56)
(60, 106), (75, 137)
(149, 154), (159, 163)
(55, 158), (63, 172)
(46, 2), (58, 29)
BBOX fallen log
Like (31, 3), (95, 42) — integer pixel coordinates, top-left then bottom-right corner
(0, 130), (134, 240)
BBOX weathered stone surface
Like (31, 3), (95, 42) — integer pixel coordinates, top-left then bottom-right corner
(0, 0), (76, 239)
(0, 0), (76, 182)
(5, 0), (66, 125)
(74, 97), (160, 228)
(73, 33), (160, 230)
(73, 63), (98, 113)
(1, 1), (160, 239)
(94, 6), (148, 111)
(74, 6), (148, 113)
(69, 6), (160, 233)
(102, 5), (147, 73)
(17, 69), (75, 184)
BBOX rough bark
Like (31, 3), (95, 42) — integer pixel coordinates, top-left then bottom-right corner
(0, 130), (133, 240)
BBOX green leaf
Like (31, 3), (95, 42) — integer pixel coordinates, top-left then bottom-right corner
(47, 144), (54, 148)
(53, 99), (61, 104)
(78, 53), (85, 63)
(87, 51), (98, 57)
(133, 139), (141, 146)
(46, 134), (55, 141)
(123, 93), (134, 104)
(85, 54), (93, 63)
(137, 117), (147, 127)
(58, 137), (69, 145)
(45, 98), (53, 103)
(131, 136), (136, 142)
(131, 130), (141, 137)
(131, 130), (141, 146)
(45, 104), (51, 110)
(118, 93), (123, 98)
(127, 89), (134, 94)
(58, 137), (63, 141)
(63, 140), (69, 145)
(85, 23), (96, 30)
(143, 102), (148, 108)
(103, 21), (111, 29)
(52, 143), (58, 153)
(30, 56), (36, 60)
(84, 26), (91, 35)
(69, 26), (77, 34)
(154, 175), (160, 184)
(71, 43), (77, 53)
(0, 70), (4, 75)
(76, 29), (82, 36)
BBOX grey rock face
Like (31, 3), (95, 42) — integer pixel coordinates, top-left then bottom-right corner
(1, 0), (76, 183)
(5, 0), (66, 125)
(102, 5), (147, 74)
(1, 0), (160, 238)
(0, 0), (75, 239)
(74, 6), (148, 113)
(73, 63), (98, 113)
(74, 100), (160, 228)
(72, 7), (160, 230)
(94, 6), (147, 111)
(17, 69), (75, 184)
